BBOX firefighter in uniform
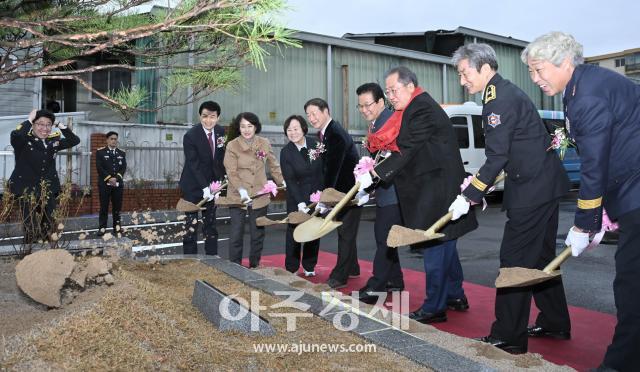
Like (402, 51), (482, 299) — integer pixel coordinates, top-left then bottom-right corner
(524, 31), (640, 372)
(9, 109), (80, 243)
(95, 131), (126, 236)
(450, 43), (571, 354)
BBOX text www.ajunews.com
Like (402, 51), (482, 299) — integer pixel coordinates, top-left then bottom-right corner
(253, 342), (377, 354)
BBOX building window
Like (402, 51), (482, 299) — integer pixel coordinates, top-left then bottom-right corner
(91, 67), (131, 99)
(615, 58), (625, 68)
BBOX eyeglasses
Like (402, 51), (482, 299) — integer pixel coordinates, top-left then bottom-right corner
(34, 121), (53, 129)
(385, 84), (406, 97)
(356, 101), (376, 111)
(306, 109), (322, 118)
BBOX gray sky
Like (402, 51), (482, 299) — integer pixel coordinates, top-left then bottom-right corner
(280, 0), (638, 57)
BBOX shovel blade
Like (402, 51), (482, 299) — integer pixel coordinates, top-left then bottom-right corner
(255, 216), (286, 227)
(495, 267), (562, 288)
(176, 198), (200, 212)
(386, 225), (445, 247)
(293, 216), (342, 243)
(288, 211), (312, 225)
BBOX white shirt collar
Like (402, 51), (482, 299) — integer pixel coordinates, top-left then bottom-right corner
(320, 118), (332, 136)
(294, 138), (307, 150)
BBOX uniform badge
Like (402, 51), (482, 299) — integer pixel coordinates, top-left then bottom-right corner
(52, 141), (59, 147)
(484, 85), (496, 104)
(487, 113), (501, 128)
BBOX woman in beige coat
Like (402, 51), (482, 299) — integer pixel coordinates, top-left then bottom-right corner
(224, 112), (284, 267)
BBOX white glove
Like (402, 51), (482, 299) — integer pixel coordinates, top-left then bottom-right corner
(238, 188), (252, 204)
(281, 180), (287, 188)
(56, 121), (67, 130)
(297, 202), (310, 213)
(355, 190), (369, 206)
(448, 195), (470, 221)
(202, 187), (214, 201)
(566, 227), (590, 257)
(356, 172), (373, 191)
(28, 109), (37, 123)
(315, 202), (328, 214)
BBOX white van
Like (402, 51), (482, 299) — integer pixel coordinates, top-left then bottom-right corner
(442, 102), (577, 191)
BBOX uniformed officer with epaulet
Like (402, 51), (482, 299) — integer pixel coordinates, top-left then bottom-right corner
(95, 131), (126, 236)
(523, 31), (640, 372)
(449, 43), (571, 354)
(9, 109), (80, 243)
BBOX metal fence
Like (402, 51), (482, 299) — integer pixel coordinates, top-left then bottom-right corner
(0, 126), (369, 193)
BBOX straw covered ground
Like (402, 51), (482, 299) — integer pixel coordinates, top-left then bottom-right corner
(0, 258), (428, 371)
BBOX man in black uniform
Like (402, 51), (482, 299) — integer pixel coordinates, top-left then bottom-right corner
(449, 43), (571, 354)
(9, 109), (80, 243)
(96, 131), (126, 236)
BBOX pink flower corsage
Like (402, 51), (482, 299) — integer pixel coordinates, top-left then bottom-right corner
(308, 143), (326, 161)
(216, 136), (226, 148)
(209, 180), (223, 193)
(310, 190), (322, 203)
(260, 180), (278, 197)
(353, 156), (375, 177)
(255, 149), (267, 161)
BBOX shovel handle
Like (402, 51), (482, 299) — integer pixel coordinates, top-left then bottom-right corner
(325, 182), (360, 221)
(197, 181), (230, 207)
(424, 211), (454, 236)
(543, 246), (572, 274)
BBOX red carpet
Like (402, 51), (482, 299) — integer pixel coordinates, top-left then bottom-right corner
(245, 251), (616, 371)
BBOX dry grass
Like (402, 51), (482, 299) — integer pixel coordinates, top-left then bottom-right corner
(2, 260), (428, 371)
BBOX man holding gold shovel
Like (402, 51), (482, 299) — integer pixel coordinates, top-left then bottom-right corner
(370, 66), (478, 324)
(450, 44), (571, 354)
(523, 32), (640, 371)
(178, 101), (227, 256)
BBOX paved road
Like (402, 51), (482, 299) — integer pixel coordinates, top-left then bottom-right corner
(1, 192), (617, 314)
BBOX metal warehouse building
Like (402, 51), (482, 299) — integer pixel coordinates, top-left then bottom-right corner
(156, 26), (563, 130)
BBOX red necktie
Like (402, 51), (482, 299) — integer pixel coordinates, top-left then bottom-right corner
(318, 131), (324, 143)
(207, 131), (215, 159)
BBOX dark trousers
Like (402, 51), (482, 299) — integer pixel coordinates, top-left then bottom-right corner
(603, 207), (640, 371)
(490, 198), (571, 349)
(421, 238), (465, 313)
(285, 222), (319, 273)
(182, 201), (218, 255)
(19, 194), (56, 244)
(329, 206), (362, 282)
(98, 185), (123, 230)
(229, 206), (267, 267)
(366, 204), (404, 290)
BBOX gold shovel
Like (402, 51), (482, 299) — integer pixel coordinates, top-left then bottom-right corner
(293, 182), (361, 243)
(386, 173), (506, 248)
(217, 186), (286, 207)
(495, 246), (572, 288)
(176, 181), (228, 212)
(256, 202), (319, 227)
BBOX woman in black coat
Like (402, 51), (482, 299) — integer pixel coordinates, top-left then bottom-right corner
(279, 115), (323, 276)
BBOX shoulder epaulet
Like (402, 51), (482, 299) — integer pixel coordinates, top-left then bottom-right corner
(117, 148), (125, 153)
(484, 85), (497, 104)
(47, 132), (61, 138)
(97, 147), (106, 150)
(16, 123), (22, 130)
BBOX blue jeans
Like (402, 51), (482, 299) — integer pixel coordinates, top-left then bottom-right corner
(421, 239), (465, 313)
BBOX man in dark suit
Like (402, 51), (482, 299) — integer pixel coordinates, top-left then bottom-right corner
(9, 109), (80, 243)
(450, 44), (571, 354)
(372, 66), (478, 324)
(304, 98), (361, 289)
(179, 101), (226, 255)
(523, 31), (640, 371)
(280, 115), (324, 276)
(95, 131), (126, 236)
(354, 82), (405, 304)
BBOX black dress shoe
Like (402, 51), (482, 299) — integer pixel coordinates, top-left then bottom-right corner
(408, 308), (447, 324)
(446, 295), (469, 311)
(326, 278), (347, 289)
(385, 282), (405, 292)
(357, 288), (386, 304)
(527, 325), (571, 340)
(475, 335), (527, 354)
